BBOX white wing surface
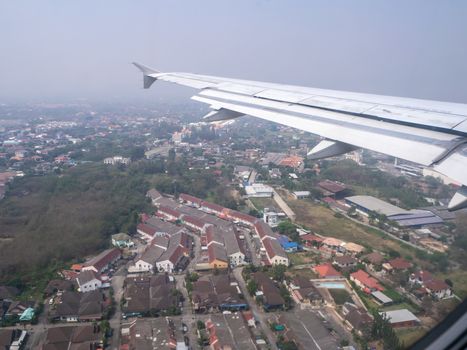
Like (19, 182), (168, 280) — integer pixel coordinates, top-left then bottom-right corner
(133, 62), (467, 210)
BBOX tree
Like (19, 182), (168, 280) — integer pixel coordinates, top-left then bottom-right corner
(277, 220), (298, 241)
(247, 280), (258, 296)
(370, 311), (402, 350)
(271, 264), (287, 282)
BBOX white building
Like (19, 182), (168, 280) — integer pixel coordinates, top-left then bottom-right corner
(103, 156), (131, 165)
(76, 271), (102, 293)
(245, 183), (274, 198)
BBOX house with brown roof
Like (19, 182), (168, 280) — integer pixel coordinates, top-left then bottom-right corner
(183, 214), (209, 233)
(191, 274), (248, 313)
(40, 324), (101, 350)
(362, 252), (385, 267)
(76, 270), (102, 293)
(384, 257), (412, 272)
(409, 270), (453, 299)
(288, 276), (323, 306)
(225, 209), (258, 227)
(157, 205), (183, 221)
(146, 188), (162, 204)
(179, 193), (203, 207)
(81, 248), (121, 274)
(317, 180), (348, 199)
(52, 290), (104, 322)
(200, 201), (225, 216)
(333, 255), (357, 269)
(252, 272), (284, 311)
(122, 275), (178, 318)
(342, 302), (372, 336)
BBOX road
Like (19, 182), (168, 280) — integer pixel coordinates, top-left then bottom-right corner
(232, 267), (279, 350)
(240, 226), (261, 266)
(174, 274), (198, 349)
(108, 263), (126, 350)
(272, 189), (296, 221)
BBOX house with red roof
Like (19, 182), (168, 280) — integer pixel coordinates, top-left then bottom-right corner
(224, 209), (257, 226)
(157, 205), (183, 221)
(350, 270), (384, 293)
(409, 270), (452, 299)
(183, 215), (209, 233)
(313, 263), (342, 279)
(301, 234), (323, 248)
(200, 201), (225, 216)
(179, 193), (203, 207)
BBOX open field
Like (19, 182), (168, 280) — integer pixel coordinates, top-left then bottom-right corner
(395, 327), (427, 348)
(287, 251), (316, 265)
(279, 191), (430, 268)
(249, 197), (277, 211)
(287, 268), (318, 280)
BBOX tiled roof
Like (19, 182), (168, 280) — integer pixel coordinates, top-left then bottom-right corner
(314, 263), (342, 278)
(350, 270), (384, 291)
(83, 248), (120, 272)
(179, 193), (203, 205)
(388, 257), (412, 270)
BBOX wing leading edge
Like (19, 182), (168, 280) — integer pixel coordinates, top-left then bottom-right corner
(133, 62), (467, 210)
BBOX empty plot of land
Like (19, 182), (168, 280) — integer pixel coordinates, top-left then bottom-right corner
(282, 310), (338, 350)
(280, 192), (427, 266)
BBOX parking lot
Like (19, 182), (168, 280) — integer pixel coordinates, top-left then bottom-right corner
(280, 309), (339, 350)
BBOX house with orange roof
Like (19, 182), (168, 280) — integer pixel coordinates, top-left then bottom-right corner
(313, 263), (342, 279)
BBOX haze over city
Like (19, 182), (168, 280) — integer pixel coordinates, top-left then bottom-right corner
(1, 2), (467, 350)
(1, 0), (467, 103)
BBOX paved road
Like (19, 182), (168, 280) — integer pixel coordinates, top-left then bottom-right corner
(272, 189), (296, 221)
(232, 267), (279, 350)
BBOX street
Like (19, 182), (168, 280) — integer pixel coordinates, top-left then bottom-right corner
(232, 267), (279, 350)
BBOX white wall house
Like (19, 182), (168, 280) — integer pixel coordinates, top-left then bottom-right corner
(76, 271), (102, 293)
(134, 258), (154, 273)
(228, 251), (246, 267)
(155, 259), (175, 273)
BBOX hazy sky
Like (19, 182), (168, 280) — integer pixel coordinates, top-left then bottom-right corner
(1, 1), (467, 104)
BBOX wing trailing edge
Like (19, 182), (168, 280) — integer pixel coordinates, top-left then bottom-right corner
(133, 64), (467, 210)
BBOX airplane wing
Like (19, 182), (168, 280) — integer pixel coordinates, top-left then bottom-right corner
(133, 62), (467, 210)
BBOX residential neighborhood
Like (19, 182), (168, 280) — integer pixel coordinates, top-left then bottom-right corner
(0, 103), (465, 350)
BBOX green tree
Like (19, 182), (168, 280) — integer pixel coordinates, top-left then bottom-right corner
(247, 280), (258, 296)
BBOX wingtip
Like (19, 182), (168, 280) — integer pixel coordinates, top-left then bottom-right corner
(133, 62), (159, 89)
(132, 62), (159, 75)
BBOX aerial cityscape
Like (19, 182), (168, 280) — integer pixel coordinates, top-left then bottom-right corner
(1, 1), (467, 350)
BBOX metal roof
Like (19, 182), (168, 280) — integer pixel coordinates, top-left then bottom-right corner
(345, 195), (408, 216)
(380, 309), (420, 324)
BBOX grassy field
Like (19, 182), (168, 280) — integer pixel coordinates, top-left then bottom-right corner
(249, 197), (277, 211)
(281, 193), (430, 268)
(287, 268), (318, 280)
(287, 251), (316, 265)
(396, 327), (427, 348)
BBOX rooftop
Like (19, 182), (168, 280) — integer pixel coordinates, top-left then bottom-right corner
(345, 195), (408, 217)
(380, 309), (420, 324)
